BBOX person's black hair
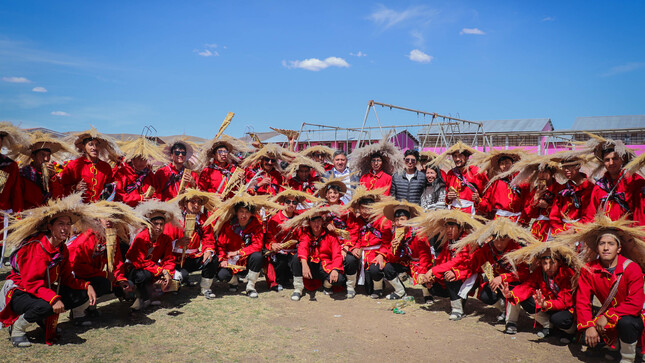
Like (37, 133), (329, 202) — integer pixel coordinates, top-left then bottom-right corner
(326, 184), (342, 193)
(404, 149), (419, 160)
(234, 202), (256, 214)
(333, 150), (347, 158)
(601, 147), (616, 159)
(33, 148), (52, 155)
(150, 216), (166, 223)
(171, 142), (187, 154)
(370, 152), (383, 160)
(82, 137), (97, 145)
(358, 197), (375, 206)
(310, 215), (323, 222)
(445, 221), (459, 227)
(394, 209), (411, 219)
(498, 155), (514, 164)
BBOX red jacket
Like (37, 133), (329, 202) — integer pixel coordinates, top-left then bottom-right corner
(113, 162), (156, 207)
(59, 156), (114, 203)
(346, 214), (392, 265)
(287, 175), (318, 195)
(549, 176), (593, 234)
(0, 234), (90, 326)
(244, 167), (285, 196)
(386, 227), (433, 284)
(265, 210), (299, 251)
(164, 213), (216, 260)
(633, 177), (645, 226)
(524, 182), (562, 241)
(576, 256), (645, 333)
(198, 162), (237, 196)
(478, 175), (530, 222)
(153, 164), (200, 201)
(432, 240), (472, 283)
(0, 156), (23, 212)
(125, 228), (176, 276)
(20, 163), (63, 210)
(456, 240), (528, 284)
(508, 265), (575, 312)
(445, 165), (488, 214)
(360, 170), (392, 196)
(67, 229), (127, 282)
(297, 228), (344, 273)
(582, 171), (641, 223)
(216, 217), (264, 266)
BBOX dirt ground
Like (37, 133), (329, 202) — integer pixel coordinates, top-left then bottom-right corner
(0, 268), (622, 362)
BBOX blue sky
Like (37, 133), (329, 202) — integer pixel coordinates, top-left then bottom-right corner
(1, 1), (644, 138)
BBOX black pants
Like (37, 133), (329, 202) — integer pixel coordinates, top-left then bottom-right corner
(306, 261), (346, 286)
(87, 276), (112, 297)
(271, 253), (301, 284)
(10, 286), (89, 324)
(519, 296), (574, 330)
(344, 254), (359, 275)
(617, 315), (644, 344)
(367, 263), (385, 283)
(479, 283), (519, 305)
(128, 269), (154, 301)
(429, 280), (464, 301)
(178, 256), (219, 280)
(217, 252), (262, 282)
(383, 262), (409, 280)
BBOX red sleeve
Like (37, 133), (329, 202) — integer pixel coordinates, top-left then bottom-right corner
(329, 233), (344, 271)
(111, 243), (128, 282)
(59, 158), (80, 196)
(477, 181), (494, 215)
(297, 229), (311, 260)
(197, 167), (212, 192)
(549, 194), (566, 233)
(69, 232), (106, 280)
(60, 248), (91, 291)
(217, 226), (230, 262)
(201, 223), (216, 253)
(159, 235), (176, 274)
(544, 282), (573, 312)
(345, 213), (360, 249)
(15, 243), (62, 304)
(265, 215), (280, 249)
(508, 270), (539, 305)
(576, 266), (597, 330)
(581, 185), (602, 224)
(126, 233), (164, 276)
(604, 264), (645, 327)
(7, 162), (23, 212)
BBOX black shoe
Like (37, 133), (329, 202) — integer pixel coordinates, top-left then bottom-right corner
(505, 322), (517, 334)
(423, 295), (435, 304)
(370, 290), (384, 299)
(85, 307), (100, 318)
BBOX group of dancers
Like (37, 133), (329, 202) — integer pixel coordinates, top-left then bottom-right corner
(0, 121), (644, 362)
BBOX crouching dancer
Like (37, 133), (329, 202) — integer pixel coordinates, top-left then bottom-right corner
(502, 240), (579, 342)
(0, 194), (98, 347)
(126, 200), (182, 311)
(166, 189), (219, 299)
(566, 216), (645, 363)
(205, 192), (280, 298)
(414, 210), (484, 320)
(282, 206), (345, 300)
(366, 200), (430, 300)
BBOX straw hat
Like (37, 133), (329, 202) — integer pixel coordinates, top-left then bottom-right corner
(134, 199), (182, 227)
(404, 209), (485, 246)
(0, 122), (31, 158)
(429, 141), (480, 169)
(452, 217), (541, 253)
(487, 153), (561, 189)
(272, 188), (324, 205)
(280, 205), (342, 231)
(584, 132), (635, 164)
(67, 127), (122, 162)
(504, 240), (584, 274)
(92, 200), (151, 240)
(240, 143), (297, 172)
(300, 145), (335, 162)
(285, 155), (326, 177)
(625, 152), (645, 177)
(470, 148), (527, 176)
(198, 134), (250, 167)
(204, 192), (283, 233)
(344, 185), (391, 211)
(314, 175), (349, 198)
(163, 136), (196, 160)
(366, 199), (423, 222)
(120, 136), (169, 166)
(169, 188), (220, 211)
(18, 130), (78, 164)
(348, 133), (404, 175)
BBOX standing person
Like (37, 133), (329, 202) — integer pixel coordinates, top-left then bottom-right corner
(19, 131), (74, 210)
(344, 186), (393, 298)
(582, 136), (641, 223)
(154, 138), (199, 201)
(625, 154), (645, 226)
(324, 150), (360, 204)
(391, 150), (427, 204)
(365, 200), (430, 300)
(562, 217), (645, 362)
(241, 144), (294, 196)
(60, 128), (121, 203)
(281, 206), (346, 300)
(419, 164), (447, 211)
(197, 134), (249, 197)
(475, 149), (530, 222)
(0, 193), (99, 347)
(452, 218), (536, 334)
(301, 145), (335, 176)
(126, 200), (182, 311)
(286, 155), (325, 197)
(165, 189), (220, 298)
(502, 241), (580, 342)
(114, 136), (167, 207)
(205, 193), (281, 298)
(415, 210), (484, 318)
(549, 152), (594, 236)
(349, 136), (404, 197)
(433, 141), (488, 215)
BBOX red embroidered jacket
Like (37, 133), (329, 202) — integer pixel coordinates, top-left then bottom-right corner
(431, 240), (472, 283)
(582, 171), (642, 223)
(67, 229), (127, 282)
(244, 167), (285, 196)
(508, 265), (575, 311)
(153, 163), (200, 201)
(386, 227), (433, 284)
(20, 163), (63, 210)
(164, 213), (216, 260)
(346, 214), (392, 265)
(59, 157), (114, 203)
(297, 228), (344, 273)
(216, 217), (264, 264)
(444, 165), (488, 214)
(478, 175), (530, 221)
(198, 162), (237, 196)
(113, 162), (156, 207)
(265, 210), (300, 251)
(0, 157), (23, 212)
(549, 176), (593, 234)
(523, 182), (562, 242)
(125, 228), (176, 276)
(360, 170), (392, 196)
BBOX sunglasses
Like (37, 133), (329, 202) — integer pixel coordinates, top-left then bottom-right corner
(216, 149), (229, 155)
(404, 158), (416, 163)
(174, 151), (187, 156)
(263, 158), (276, 163)
(285, 200), (299, 205)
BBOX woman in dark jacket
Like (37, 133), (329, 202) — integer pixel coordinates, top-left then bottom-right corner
(420, 164), (447, 211)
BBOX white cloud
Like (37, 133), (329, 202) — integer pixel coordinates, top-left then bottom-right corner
(460, 28), (486, 35)
(408, 49), (433, 63)
(411, 30), (424, 48)
(542, 16), (555, 22)
(367, 4), (436, 30)
(350, 51), (367, 57)
(195, 49), (219, 57)
(50, 111), (70, 116)
(32, 86), (47, 93)
(283, 57), (350, 71)
(602, 62), (645, 77)
(2, 76), (31, 83)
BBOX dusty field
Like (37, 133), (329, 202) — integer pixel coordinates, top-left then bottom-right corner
(0, 268), (618, 362)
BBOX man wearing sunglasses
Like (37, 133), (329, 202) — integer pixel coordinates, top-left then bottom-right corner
(390, 150), (427, 205)
(247, 155), (285, 196)
(154, 141), (199, 201)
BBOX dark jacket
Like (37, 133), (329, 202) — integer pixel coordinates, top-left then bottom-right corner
(391, 170), (427, 204)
